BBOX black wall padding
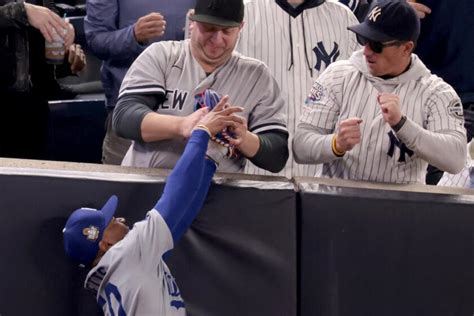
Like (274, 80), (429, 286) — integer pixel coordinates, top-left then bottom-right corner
(0, 173), (296, 316)
(167, 184), (297, 316)
(47, 100), (107, 164)
(299, 184), (474, 316)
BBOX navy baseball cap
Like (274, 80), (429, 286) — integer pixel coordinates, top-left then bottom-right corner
(190, 0), (244, 27)
(63, 195), (118, 266)
(348, 0), (420, 43)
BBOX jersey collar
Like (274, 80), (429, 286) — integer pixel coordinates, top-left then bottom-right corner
(275, 0), (325, 18)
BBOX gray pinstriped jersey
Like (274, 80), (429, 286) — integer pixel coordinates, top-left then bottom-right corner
(237, 0), (359, 178)
(85, 211), (185, 316)
(294, 50), (467, 184)
(119, 40), (287, 172)
(438, 155), (473, 188)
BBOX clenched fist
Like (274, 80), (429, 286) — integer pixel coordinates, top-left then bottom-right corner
(335, 117), (363, 153)
(134, 12), (166, 44)
(378, 93), (403, 127)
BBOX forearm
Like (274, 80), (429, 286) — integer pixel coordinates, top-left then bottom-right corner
(140, 112), (188, 142)
(85, 25), (143, 61)
(171, 158), (215, 242)
(114, 93), (178, 142)
(248, 131), (289, 173)
(154, 130), (215, 240)
(236, 131), (260, 158)
(84, 0), (143, 62)
(396, 118), (467, 174)
(0, 3), (28, 30)
(293, 123), (340, 164)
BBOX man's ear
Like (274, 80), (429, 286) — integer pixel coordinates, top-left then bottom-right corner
(404, 41), (415, 56)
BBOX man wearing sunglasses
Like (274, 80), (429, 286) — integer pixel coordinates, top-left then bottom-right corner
(293, 0), (467, 184)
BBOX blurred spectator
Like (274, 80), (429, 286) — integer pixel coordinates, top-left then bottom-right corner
(406, 0), (474, 184)
(84, 0), (195, 165)
(0, 0), (85, 159)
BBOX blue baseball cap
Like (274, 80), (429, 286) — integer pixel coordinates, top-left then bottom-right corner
(348, 0), (420, 43)
(63, 195), (118, 266)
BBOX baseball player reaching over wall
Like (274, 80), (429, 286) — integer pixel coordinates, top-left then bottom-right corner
(63, 102), (244, 315)
(237, 0), (359, 178)
(293, 0), (467, 184)
(113, 0), (289, 174)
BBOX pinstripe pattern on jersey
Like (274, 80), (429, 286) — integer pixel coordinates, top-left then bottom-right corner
(237, 0), (359, 178)
(297, 51), (466, 184)
(438, 157), (473, 188)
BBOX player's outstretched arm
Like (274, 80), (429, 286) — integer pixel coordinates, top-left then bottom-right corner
(154, 102), (243, 242)
(154, 129), (211, 241)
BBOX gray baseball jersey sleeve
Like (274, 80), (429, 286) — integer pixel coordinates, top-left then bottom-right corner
(237, 0), (359, 178)
(85, 210), (185, 316)
(294, 50), (467, 184)
(117, 40), (287, 172)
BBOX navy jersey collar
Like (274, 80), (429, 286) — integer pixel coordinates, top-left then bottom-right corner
(275, 0), (325, 18)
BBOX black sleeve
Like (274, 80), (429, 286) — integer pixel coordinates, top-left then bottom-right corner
(112, 93), (164, 141)
(355, 0), (372, 21)
(0, 3), (29, 30)
(248, 130), (289, 173)
(463, 102), (474, 143)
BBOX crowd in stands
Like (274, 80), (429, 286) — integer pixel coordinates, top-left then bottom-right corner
(1, 0), (473, 188)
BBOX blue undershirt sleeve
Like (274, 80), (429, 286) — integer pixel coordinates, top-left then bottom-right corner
(154, 129), (217, 242)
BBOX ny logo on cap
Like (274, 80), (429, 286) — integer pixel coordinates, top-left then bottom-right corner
(83, 226), (100, 241)
(368, 6), (382, 22)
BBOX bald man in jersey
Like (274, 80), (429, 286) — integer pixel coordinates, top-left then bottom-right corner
(293, 0), (466, 184)
(113, 0), (289, 173)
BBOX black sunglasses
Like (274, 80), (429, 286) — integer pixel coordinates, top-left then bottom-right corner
(356, 34), (403, 54)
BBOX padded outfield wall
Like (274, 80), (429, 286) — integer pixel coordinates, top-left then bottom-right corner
(0, 160), (472, 316)
(0, 162), (296, 316)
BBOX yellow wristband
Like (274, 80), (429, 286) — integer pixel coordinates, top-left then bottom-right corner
(331, 135), (345, 157)
(194, 124), (212, 138)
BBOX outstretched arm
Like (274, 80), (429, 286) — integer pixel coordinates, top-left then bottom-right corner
(154, 129), (214, 241)
(154, 100), (244, 242)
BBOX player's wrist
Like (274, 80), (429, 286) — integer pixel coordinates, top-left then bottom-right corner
(194, 124), (212, 138)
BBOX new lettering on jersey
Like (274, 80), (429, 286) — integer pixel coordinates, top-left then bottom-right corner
(118, 40), (287, 172)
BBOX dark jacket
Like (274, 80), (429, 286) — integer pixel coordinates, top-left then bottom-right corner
(0, 2), (30, 92)
(1, 0), (76, 99)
